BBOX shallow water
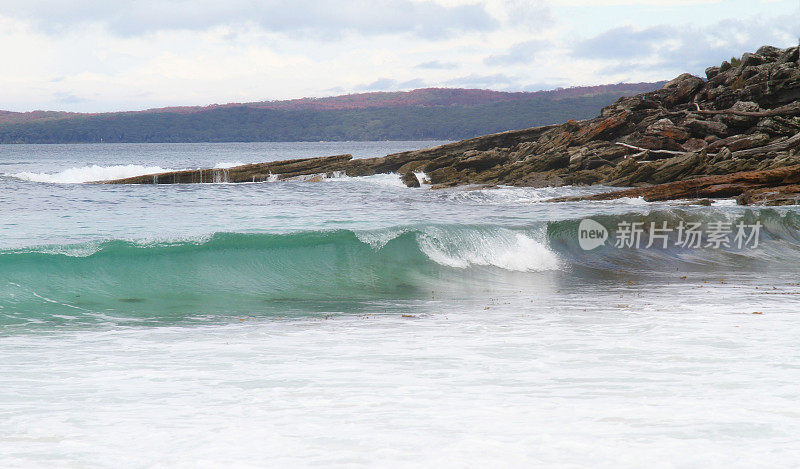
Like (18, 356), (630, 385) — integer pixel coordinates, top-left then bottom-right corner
(1, 141), (799, 467)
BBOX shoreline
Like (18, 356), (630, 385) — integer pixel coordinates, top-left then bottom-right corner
(101, 45), (800, 206)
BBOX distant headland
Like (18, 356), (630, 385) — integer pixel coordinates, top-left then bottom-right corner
(0, 84), (662, 143)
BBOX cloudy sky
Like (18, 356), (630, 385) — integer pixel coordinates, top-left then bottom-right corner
(0, 0), (798, 112)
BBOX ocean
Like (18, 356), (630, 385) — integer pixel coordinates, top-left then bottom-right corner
(1, 141), (799, 467)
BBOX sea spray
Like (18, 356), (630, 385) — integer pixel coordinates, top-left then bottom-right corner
(10, 165), (174, 184)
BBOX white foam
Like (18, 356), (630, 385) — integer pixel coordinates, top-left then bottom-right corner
(613, 196), (650, 205)
(417, 228), (560, 272)
(4, 285), (800, 468)
(713, 199), (739, 207)
(323, 172), (408, 188)
(355, 228), (408, 249)
(448, 185), (604, 204)
(11, 165), (172, 184)
(213, 161), (246, 169)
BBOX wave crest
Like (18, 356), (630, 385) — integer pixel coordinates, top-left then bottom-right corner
(10, 164), (173, 184)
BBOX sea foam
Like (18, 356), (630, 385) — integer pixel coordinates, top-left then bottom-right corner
(417, 228), (561, 272)
(10, 164), (172, 184)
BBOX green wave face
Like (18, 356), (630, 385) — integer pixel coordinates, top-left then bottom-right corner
(0, 227), (566, 326)
(2, 211), (799, 327)
(0, 231), (431, 322)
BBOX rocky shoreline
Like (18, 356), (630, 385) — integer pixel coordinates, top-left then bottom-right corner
(103, 45), (800, 206)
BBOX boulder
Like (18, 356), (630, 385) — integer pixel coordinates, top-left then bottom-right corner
(741, 52), (765, 67)
(682, 138), (708, 152)
(755, 45), (782, 59)
(645, 118), (690, 141)
(662, 73), (705, 105)
(705, 66), (720, 80)
(778, 46), (799, 64)
(685, 118), (728, 137)
(717, 101), (761, 128)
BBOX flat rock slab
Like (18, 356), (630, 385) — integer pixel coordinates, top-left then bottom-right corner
(546, 164), (800, 205)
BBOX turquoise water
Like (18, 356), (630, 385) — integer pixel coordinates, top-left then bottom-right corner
(2, 142), (800, 466)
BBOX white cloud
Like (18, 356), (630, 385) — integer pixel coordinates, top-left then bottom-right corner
(573, 12), (800, 80)
(0, 1), (794, 112)
(1, 0), (500, 37)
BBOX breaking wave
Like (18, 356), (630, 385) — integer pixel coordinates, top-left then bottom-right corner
(0, 226), (558, 322)
(10, 164), (173, 184)
(2, 210), (798, 323)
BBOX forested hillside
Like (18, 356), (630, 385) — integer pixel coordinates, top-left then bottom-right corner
(0, 84), (663, 143)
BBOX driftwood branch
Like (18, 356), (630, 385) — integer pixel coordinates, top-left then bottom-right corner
(615, 142), (689, 156)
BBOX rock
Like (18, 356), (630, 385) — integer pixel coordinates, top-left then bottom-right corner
(550, 164), (800, 204)
(594, 144), (629, 162)
(645, 118), (690, 141)
(453, 150), (508, 171)
(708, 133), (771, 153)
(705, 66), (720, 80)
(732, 101), (761, 112)
(573, 111), (631, 144)
(682, 138), (708, 152)
(602, 158), (640, 186)
(583, 156), (612, 170)
(735, 191), (753, 205)
(647, 152), (705, 184)
(717, 101), (761, 128)
(662, 73), (705, 105)
(778, 46), (799, 64)
(567, 147), (589, 167)
(527, 151), (570, 172)
(757, 117), (800, 136)
(400, 171), (421, 187)
(685, 118), (729, 137)
(741, 52), (765, 67)
(680, 199), (713, 206)
(712, 147), (732, 163)
(737, 185), (800, 206)
(628, 134), (685, 152)
(756, 45), (782, 59)
(100, 154), (356, 184)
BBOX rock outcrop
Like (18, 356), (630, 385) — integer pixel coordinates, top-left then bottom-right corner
(102, 45), (800, 205)
(548, 164), (800, 206)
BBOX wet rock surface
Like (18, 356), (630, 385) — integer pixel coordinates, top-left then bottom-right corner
(103, 46), (800, 205)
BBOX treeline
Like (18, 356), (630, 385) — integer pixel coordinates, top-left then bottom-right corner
(0, 94), (646, 143)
